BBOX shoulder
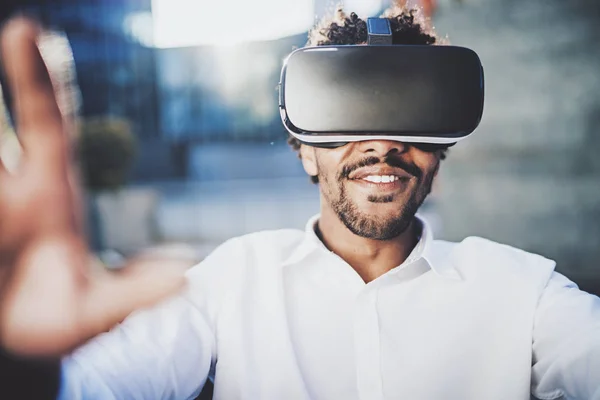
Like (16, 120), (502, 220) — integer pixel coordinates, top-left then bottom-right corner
(432, 236), (557, 286)
(183, 228), (306, 314)
(187, 228), (305, 277)
(213, 228), (306, 260)
(233, 228), (307, 252)
(451, 236), (554, 267)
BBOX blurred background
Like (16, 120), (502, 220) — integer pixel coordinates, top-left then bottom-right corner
(0, 0), (599, 296)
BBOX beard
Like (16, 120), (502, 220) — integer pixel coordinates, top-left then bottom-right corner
(320, 156), (437, 240)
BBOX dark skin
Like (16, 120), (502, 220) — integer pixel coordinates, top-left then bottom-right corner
(0, 17), (187, 358)
(300, 140), (444, 283)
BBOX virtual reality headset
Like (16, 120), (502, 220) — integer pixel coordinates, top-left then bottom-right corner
(278, 18), (485, 148)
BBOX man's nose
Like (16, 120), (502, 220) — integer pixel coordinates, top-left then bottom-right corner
(355, 140), (408, 157)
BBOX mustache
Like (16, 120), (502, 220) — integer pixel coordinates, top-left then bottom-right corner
(339, 156), (423, 181)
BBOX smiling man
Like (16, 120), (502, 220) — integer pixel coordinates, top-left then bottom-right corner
(297, 139), (441, 283)
(1, 5), (600, 400)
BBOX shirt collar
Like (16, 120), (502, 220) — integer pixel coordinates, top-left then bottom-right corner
(417, 216), (462, 280)
(283, 214), (461, 281)
(280, 214), (327, 267)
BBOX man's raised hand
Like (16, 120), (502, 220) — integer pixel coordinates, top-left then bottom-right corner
(0, 17), (187, 358)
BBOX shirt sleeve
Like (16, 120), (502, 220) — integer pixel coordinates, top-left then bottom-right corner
(531, 271), (600, 400)
(57, 237), (242, 400)
(58, 293), (215, 400)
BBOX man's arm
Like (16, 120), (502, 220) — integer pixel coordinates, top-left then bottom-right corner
(59, 295), (214, 400)
(0, 289), (215, 400)
(56, 235), (241, 399)
(531, 272), (600, 400)
(0, 16), (187, 399)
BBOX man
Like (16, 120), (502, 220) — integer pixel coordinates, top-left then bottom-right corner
(1, 6), (600, 400)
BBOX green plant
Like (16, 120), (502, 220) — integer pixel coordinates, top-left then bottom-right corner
(78, 117), (137, 192)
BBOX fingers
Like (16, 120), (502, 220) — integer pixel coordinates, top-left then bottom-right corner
(0, 147), (6, 175)
(80, 258), (189, 339)
(0, 129), (22, 176)
(0, 84), (12, 175)
(0, 236), (89, 357)
(0, 17), (67, 173)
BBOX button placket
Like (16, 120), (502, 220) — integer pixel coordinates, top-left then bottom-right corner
(353, 286), (384, 400)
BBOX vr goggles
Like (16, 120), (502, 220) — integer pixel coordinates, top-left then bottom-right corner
(278, 18), (485, 148)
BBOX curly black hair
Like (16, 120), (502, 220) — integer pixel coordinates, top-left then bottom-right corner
(289, 6), (450, 184)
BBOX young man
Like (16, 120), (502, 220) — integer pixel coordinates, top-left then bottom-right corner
(1, 6), (599, 400)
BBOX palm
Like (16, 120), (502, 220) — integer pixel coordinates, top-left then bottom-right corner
(0, 160), (88, 356)
(0, 18), (186, 358)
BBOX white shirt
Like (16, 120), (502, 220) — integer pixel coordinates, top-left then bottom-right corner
(60, 215), (600, 400)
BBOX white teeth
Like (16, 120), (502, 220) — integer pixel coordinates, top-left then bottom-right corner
(363, 175), (398, 183)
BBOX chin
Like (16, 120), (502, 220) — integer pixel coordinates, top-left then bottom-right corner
(361, 206), (406, 224)
(358, 195), (407, 211)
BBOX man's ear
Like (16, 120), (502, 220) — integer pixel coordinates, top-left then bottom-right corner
(299, 144), (318, 177)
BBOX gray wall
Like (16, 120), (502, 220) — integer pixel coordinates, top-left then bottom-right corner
(431, 0), (600, 291)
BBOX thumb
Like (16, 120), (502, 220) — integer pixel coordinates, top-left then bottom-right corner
(79, 258), (189, 340)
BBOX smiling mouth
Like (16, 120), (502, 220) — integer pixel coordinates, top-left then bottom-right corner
(361, 174), (402, 183)
(349, 174), (410, 192)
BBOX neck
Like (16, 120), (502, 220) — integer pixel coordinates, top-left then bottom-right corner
(317, 205), (420, 284)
